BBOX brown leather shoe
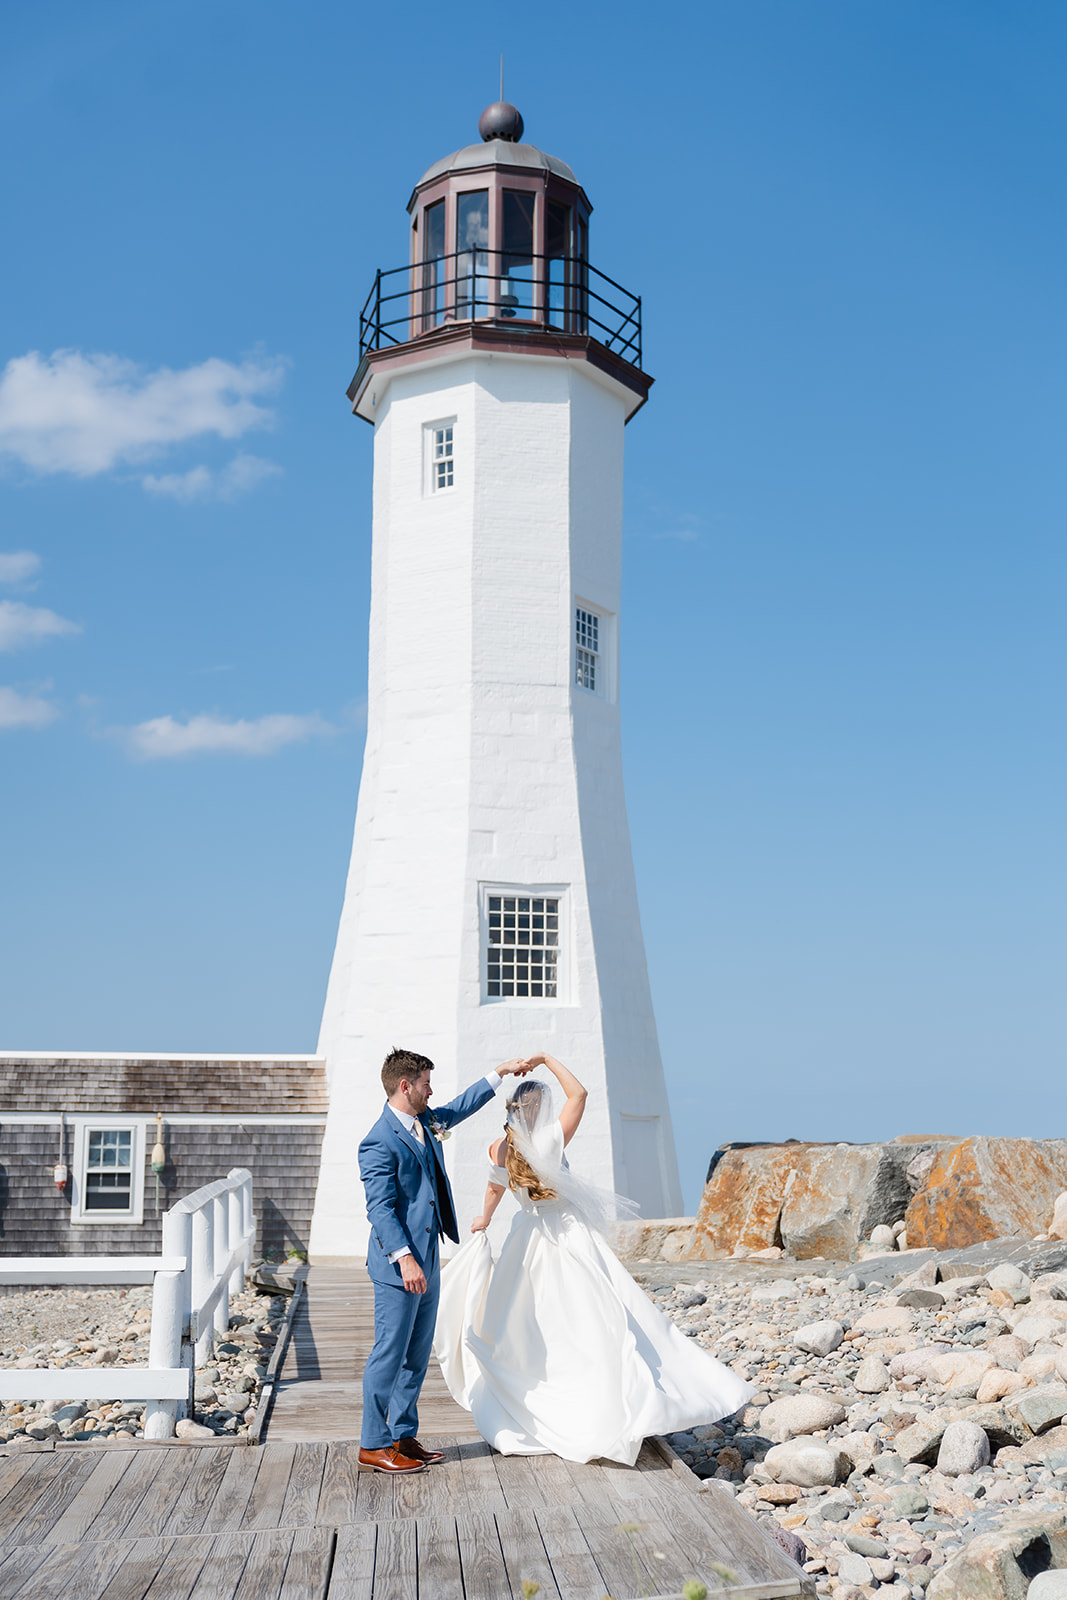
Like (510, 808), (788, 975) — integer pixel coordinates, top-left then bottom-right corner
(394, 1436), (445, 1465)
(358, 1444), (426, 1474)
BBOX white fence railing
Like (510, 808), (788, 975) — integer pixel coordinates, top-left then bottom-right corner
(0, 1167), (255, 1440)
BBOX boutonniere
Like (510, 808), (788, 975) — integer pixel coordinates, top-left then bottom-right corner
(428, 1116), (450, 1142)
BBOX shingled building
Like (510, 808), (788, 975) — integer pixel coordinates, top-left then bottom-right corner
(0, 1054), (326, 1259)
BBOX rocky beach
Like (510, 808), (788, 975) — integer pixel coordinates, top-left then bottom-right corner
(2, 1232), (1067, 1597)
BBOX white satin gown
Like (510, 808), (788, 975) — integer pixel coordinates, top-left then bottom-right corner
(433, 1126), (754, 1465)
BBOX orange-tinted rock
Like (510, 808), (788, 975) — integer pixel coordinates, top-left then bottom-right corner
(687, 1141), (909, 1262)
(904, 1137), (1067, 1252)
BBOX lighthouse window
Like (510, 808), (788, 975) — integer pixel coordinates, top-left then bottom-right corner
(575, 607), (599, 692)
(501, 190), (535, 318)
(486, 894), (559, 999)
(421, 199), (446, 330)
(430, 423), (454, 491)
(456, 191), (489, 319)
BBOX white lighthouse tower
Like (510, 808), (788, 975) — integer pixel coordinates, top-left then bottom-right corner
(310, 104), (682, 1258)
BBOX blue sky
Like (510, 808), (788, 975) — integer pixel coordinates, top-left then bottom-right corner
(2, 2), (1064, 1210)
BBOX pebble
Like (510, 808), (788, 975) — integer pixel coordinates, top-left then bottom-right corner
(644, 1252), (1067, 1600)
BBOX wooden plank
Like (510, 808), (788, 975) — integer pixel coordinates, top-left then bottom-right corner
(323, 1523), (375, 1600)
(532, 1506), (613, 1600)
(278, 1443), (327, 1530)
(447, 1439), (506, 1516)
(0, 1541), (56, 1600)
(586, 1497), (697, 1598)
(68, 1450), (170, 1548)
(238, 1444), (297, 1531)
(454, 1509), (510, 1600)
(3, 1536), (134, 1600)
(119, 1451), (198, 1541)
(95, 1536), (175, 1600)
(0, 1457), (37, 1521)
(162, 1448), (237, 1538)
(197, 1449), (264, 1535)
(390, 1458), (443, 1522)
(670, 1485), (805, 1587)
(494, 1507), (563, 1600)
(185, 1532), (254, 1600)
(0, 1455), (67, 1547)
(414, 1515), (463, 1600)
(556, 1454), (618, 1509)
(0, 1452), (98, 1550)
(231, 1528), (294, 1600)
(142, 1536), (215, 1600)
(490, 1450), (553, 1509)
(365, 1519), (415, 1600)
(277, 1525), (334, 1600)
(313, 1444), (362, 1529)
(40, 1451), (138, 1546)
(573, 1500), (660, 1600)
(351, 1464), (393, 1523)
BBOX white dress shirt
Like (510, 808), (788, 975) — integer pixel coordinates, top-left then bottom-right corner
(387, 1071), (503, 1262)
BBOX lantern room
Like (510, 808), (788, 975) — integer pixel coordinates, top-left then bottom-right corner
(407, 101), (591, 335)
(350, 103), (649, 420)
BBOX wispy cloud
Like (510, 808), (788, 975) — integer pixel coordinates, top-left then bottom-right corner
(142, 452), (282, 501)
(0, 349), (285, 478)
(0, 685), (57, 729)
(0, 599), (80, 652)
(115, 711), (336, 760)
(0, 551), (42, 585)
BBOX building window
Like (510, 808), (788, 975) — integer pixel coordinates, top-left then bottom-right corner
(575, 606), (599, 692)
(426, 420), (455, 493)
(71, 1118), (146, 1224)
(486, 893), (559, 999)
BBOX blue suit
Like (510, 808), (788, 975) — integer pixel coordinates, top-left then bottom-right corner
(358, 1077), (497, 1448)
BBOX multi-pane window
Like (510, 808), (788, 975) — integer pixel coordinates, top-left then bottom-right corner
(85, 1128), (133, 1211)
(487, 894), (559, 998)
(575, 607), (599, 692)
(432, 424), (454, 490)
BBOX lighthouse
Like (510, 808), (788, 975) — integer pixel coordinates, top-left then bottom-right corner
(310, 104), (682, 1258)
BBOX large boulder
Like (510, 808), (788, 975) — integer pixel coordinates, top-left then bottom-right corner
(906, 1138), (1067, 1251)
(687, 1140), (916, 1261)
(926, 1505), (1067, 1599)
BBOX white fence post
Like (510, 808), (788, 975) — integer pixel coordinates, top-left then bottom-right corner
(144, 1266), (184, 1439)
(212, 1189), (229, 1344)
(227, 1185), (244, 1296)
(192, 1199), (215, 1365)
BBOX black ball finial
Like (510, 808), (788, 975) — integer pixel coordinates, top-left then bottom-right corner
(478, 102), (524, 143)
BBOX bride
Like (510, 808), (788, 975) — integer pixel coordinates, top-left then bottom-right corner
(433, 1052), (754, 1465)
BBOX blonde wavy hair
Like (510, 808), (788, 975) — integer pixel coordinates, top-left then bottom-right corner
(503, 1081), (557, 1202)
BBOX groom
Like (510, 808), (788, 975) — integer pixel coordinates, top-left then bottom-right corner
(356, 1046), (529, 1473)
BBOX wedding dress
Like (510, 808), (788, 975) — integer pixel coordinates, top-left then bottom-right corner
(433, 1113), (754, 1465)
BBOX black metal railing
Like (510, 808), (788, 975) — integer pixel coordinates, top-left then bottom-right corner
(358, 249), (642, 369)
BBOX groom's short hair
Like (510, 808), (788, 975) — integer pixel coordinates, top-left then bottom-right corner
(382, 1047), (434, 1096)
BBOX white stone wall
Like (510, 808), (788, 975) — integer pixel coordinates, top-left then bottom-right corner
(311, 349), (681, 1260)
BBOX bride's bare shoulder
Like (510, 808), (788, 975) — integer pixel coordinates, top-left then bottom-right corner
(488, 1137), (507, 1166)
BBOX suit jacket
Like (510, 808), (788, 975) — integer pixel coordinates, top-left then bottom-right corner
(359, 1077), (498, 1285)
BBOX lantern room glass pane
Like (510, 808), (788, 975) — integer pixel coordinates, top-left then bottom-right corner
(500, 190), (535, 319)
(421, 200), (446, 331)
(456, 191), (489, 320)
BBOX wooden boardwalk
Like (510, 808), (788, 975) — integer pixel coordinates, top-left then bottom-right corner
(0, 1265), (814, 1599)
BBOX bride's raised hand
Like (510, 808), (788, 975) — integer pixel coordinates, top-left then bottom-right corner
(496, 1057), (532, 1077)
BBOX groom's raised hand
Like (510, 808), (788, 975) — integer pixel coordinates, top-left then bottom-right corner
(495, 1058), (533, 1077)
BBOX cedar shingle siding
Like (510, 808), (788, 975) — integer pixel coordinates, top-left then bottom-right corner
(0, 1057), (327, 1258)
